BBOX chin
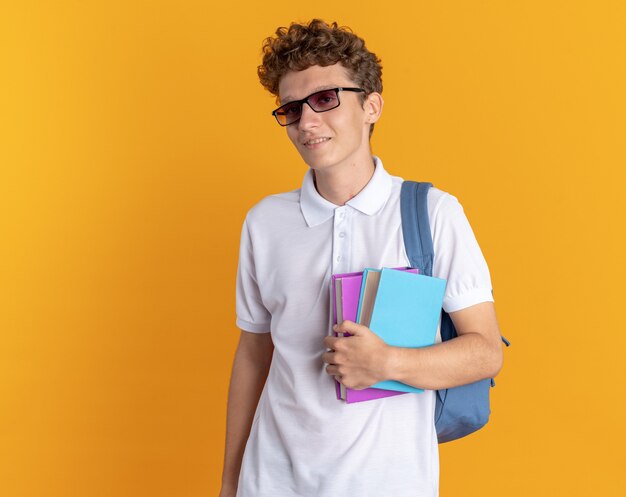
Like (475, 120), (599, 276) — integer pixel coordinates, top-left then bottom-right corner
(304, 159), (337, 172)
(300, 151), (339, 171)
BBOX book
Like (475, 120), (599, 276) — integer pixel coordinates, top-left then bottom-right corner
(331, 267), (416, 404)
(355, 268), (382, 327)
(365, 267), (447, 393)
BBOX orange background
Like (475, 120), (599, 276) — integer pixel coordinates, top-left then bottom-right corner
(1, 1), (625, 496)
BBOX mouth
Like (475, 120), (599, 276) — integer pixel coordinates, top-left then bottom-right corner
(303, 137), (331, 147)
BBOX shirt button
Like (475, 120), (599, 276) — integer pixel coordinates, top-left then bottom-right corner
(338, 232), (345, 238)
(336, 256), (341, 262)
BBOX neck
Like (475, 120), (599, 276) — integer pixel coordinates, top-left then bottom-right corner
(312, 156), (376, 206)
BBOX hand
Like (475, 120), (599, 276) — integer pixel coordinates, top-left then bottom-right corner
(322, 320), (391, 390)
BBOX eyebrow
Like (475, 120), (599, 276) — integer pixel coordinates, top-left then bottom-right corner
(280, 85), (340, 105)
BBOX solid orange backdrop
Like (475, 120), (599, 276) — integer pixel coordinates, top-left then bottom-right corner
(1, 1), (625, 496)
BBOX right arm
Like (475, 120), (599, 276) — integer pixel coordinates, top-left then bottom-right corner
(219, 330), (274, 497)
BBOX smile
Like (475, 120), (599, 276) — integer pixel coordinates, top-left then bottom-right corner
(303, 137), (331, 146)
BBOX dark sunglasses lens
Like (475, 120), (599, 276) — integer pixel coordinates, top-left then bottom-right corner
(276, 102), (302, 125)
(309, 90), (339, 111)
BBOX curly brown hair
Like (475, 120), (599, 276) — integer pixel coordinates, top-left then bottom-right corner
(258, 19), (383, 135)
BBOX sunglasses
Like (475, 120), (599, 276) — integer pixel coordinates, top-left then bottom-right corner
(272, 87), (365, 126)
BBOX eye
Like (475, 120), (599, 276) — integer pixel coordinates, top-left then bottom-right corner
(280, 103), (301, 116)
(311, 90), (338, 109)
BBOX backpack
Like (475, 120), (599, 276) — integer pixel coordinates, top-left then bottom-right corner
(400, 181), (510, 443)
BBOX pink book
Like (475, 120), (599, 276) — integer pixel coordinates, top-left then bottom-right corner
(330, 267), (417, 404)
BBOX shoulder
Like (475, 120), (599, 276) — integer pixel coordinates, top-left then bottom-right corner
(244, 188), (301, 228)
(393, 179), (463, 223)
(425, 187), (477, 246)
(427, 186), (463, 223)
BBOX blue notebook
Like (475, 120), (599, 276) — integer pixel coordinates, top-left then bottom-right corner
(366, 267), (447, 393)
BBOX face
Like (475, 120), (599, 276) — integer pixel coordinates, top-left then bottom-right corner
(277, 64), (382, 174)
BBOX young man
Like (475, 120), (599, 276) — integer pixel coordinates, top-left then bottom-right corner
(220, 19), (503, 497)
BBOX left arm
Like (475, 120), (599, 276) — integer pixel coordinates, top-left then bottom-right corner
(323, 301), (503, 391)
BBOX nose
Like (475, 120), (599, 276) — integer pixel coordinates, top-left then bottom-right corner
(297, 102), (321, 130)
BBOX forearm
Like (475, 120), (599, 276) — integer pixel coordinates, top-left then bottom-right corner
(326, 303), (504, 395)
(384, 331), (503, 391)
(220, 332), (273, 495)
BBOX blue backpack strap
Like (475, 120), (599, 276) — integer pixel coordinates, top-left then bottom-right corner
(400, 181), (434, 276)
(401, 179), (510, 443)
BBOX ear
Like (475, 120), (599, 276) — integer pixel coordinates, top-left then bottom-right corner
(363, 92), (384, 124)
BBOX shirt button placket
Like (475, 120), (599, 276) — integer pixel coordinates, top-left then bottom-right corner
(332, 207), (349, 273)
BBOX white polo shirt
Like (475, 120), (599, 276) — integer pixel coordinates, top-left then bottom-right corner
(235, 157), (494, 497)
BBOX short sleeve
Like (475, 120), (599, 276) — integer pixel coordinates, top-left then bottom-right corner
(235, 217), (272, 333)
(429, 191), (494, 313)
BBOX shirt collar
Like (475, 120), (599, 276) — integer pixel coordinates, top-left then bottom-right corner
(300, 156), (393, 227)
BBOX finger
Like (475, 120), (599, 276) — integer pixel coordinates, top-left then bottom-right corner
(323, 335), (339, 349)
(335, 320), (362, 336)
(326, 364), (339, 376)
(322, 351), (335, 364)
(332, 327), (353, 338)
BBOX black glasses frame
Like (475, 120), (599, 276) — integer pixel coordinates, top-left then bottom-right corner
(271, 87), (366, 126)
